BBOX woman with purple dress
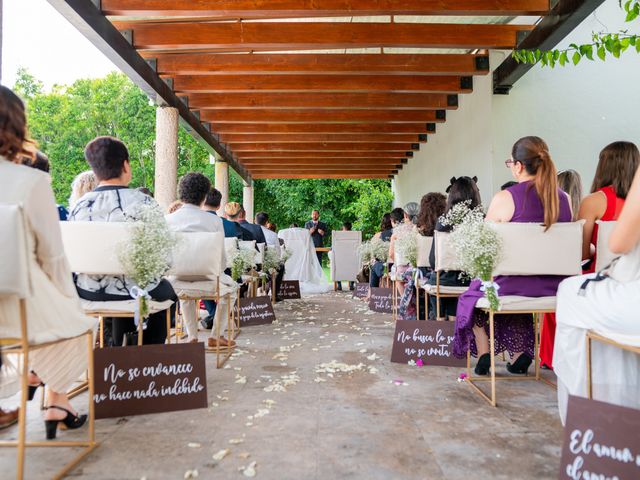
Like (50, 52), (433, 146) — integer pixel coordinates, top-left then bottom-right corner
(453, 136), (572, 376)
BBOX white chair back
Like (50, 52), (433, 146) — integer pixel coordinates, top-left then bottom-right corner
(255, 242), (266, 265)
(416, 235), (433, 268)
(595, 220), (618, 272)
(490, 221), (584, 276)
(225, 237), (239, 269)
(434, 231), (462, 271)
(239, 240), (256, 251)
(167, 232), (224, 278)
(0, 204), (32, 298)
(60, 221), (129, 275)
(330, 230), (362, 282)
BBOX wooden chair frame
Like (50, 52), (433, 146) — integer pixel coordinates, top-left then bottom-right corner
(0, 299), (97, 480)
(586, 330), (640, 400)
(465, 307), (556, 407)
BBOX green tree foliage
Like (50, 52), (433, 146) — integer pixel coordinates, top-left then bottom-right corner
(13, 70), (392, 236)
(512, 1), (640, 67)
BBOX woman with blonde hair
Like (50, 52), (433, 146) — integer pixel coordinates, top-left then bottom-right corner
(68, 170), (97, 208)
(557, 169), (582, 221)
(0, 86), (96, 438)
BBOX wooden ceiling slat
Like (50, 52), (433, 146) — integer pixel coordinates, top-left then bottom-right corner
(103, 0), (550, 18)
(252, 174), (393, 179)
(235, 152), (409, 159)
(202, 109), (443, 123)
(240, 158), (404, 165)
(231, 143), (415, 151)
(211, 123), (431, 133)
(221, 133), (424, 143)
(247, 166), (400, 172)
(155, 53), (488, 76)
(122, 22), (531, 51)
(188, 92), (457, 110)
(173, 75), (469, 93)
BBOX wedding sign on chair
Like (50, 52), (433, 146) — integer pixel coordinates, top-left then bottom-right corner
(0, 205), (97, 480)
(168, 231), (237, 368)
(329, 230), (362, 290)
(60, 222), (174, 347)
(467, 221), (583, 407)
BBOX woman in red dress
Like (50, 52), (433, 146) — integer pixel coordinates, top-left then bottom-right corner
(540, 142), (640, 368)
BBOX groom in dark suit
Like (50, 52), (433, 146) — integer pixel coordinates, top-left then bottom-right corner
(304, 209), (328, 265)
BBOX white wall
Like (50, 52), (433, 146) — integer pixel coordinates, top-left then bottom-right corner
(395, 0), (640, 207)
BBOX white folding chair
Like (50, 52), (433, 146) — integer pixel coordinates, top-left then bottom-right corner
(423, 231), (467, 320)
(0, 205), (97, 480)
(415, 235), (433, 321)
(238, 240), (259, 297)
(168, 232), (237, 368)
(330, 230), (362, 291)
(594, 220), (618, 272)
(466, 221), (584, 407)
(60, 222), (175, 347)
(586, 331), (640, 399)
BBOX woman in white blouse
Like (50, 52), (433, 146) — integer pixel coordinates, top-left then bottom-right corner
(0, 86), (96, 439)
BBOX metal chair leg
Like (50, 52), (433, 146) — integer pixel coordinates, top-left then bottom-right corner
(489, 310), (496, 407)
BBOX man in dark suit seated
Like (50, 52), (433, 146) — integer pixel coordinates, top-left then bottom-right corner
(224, 202), (256, 241)
(202, 188), (237, 238)
(305, 209), (328, 265)
(237, 205), (267, 245)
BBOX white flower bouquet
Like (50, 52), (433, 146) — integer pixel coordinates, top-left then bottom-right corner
(230, 245), (258, 281)
(262, 246), (281, 274)
(358, 237), (390, 264)
(394, 223), (419, 267)
(439, 199), (484, 228)
(119, 202), (177, 318)
(448, 204), (502, 310)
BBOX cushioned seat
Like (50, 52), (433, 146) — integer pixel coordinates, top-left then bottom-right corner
(169, 278), (238, 299)
(422, 284), (468, 295)
(79, 299), (174, 316)
(476, 295), (556, 312)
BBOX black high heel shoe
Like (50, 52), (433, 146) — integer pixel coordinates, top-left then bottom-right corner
(27, 382), (44, 401)
(474, 353), (491, 376)
(506, 353), (532, 375)
(44, 406), (87, 440)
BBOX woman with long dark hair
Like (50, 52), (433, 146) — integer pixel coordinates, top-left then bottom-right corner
(417, 192), (447, 237)
(453, 137), (572, 376)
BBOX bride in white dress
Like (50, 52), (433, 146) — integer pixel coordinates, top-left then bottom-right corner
(554, 159), (640, 423)
(278, 227), (331, 295)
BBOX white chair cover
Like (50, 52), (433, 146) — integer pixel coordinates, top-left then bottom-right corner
(0, 205), (31, 299)
(416, 235), (433, 269)
(329, 231), (361, 282)
(278, 227), (331, 294)
(595, 220), (618, 272)
(224, 237), (239, 270)
(433, 231), (462, 271)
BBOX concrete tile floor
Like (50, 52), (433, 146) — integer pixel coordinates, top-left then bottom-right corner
(0, 292), (562, 479)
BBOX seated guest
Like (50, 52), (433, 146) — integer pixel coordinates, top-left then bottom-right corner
(224, 202), (257, 241)
(166, 174), (235, 349)
(167, 200), (183, 214)
(203, 188), (237, 238)
(427, 177), (481, 321)
(69, 170), (97, 210)
(453, 136), (572, 376)
(0, 86), (96, 438)
(369, 213), (393, 288)
(238, 205), (267, 245)
(68, 136), (176, 346)
(403, 202), (420, 224)
(554, 159), (640, 423)
(256, 211), (285, 300)
(399, 192), (446, 320)
(500, 180), (518, 191)
(542, 144), (638, 369)
(266, 222), (277, 232)
(389, 207), (413, 298)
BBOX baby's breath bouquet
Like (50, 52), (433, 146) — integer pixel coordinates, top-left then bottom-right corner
(119, 202), (176, 319)
(358, 237), (390, 264)
(263, 246), (281, 274)
(230, 245), (258, 281)
(439, 199), (485, 228)
(394, 223), (419, 267)
(449, 209), (502, 310)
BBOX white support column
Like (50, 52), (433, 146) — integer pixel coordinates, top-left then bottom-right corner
(214, 158), (229, 212)
(243, 180), (254, 223)
(154, 106), (179, 210)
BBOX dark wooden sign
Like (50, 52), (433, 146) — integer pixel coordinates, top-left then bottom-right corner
(93, 343), (208, 419)
(353, 282), (369, 299)
(390, 320), (465, 367)
(559, 395), (640, 480)
(279, 280), (301, 299)
(236, 296), (276, 326)
(369, 287), (393, 313)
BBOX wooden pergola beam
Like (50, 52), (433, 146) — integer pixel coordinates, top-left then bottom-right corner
(173, 75), (471, 94)
(222, 133), (426, 143)
(102, 0), (550, 18)
(236, 151), (409, 159)
(201, 109), (445, 124)
(211, 123), (433, 134)
(231, 143), (417, 152)
(119, 22), (531, 51)
(240, 158), (405, 165)
(248, 165), (400, 171)
(188, 92), (458, 110)
(252, 174), (393, 179)
(154, 53), (489, 76)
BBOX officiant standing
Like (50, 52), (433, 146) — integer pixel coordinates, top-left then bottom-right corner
(305, 210), (328, 265)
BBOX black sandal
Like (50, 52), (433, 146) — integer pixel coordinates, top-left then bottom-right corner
(44, 406), (87, 440)
(474, 353), (491, 376)
(506, 353), (532, 375)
